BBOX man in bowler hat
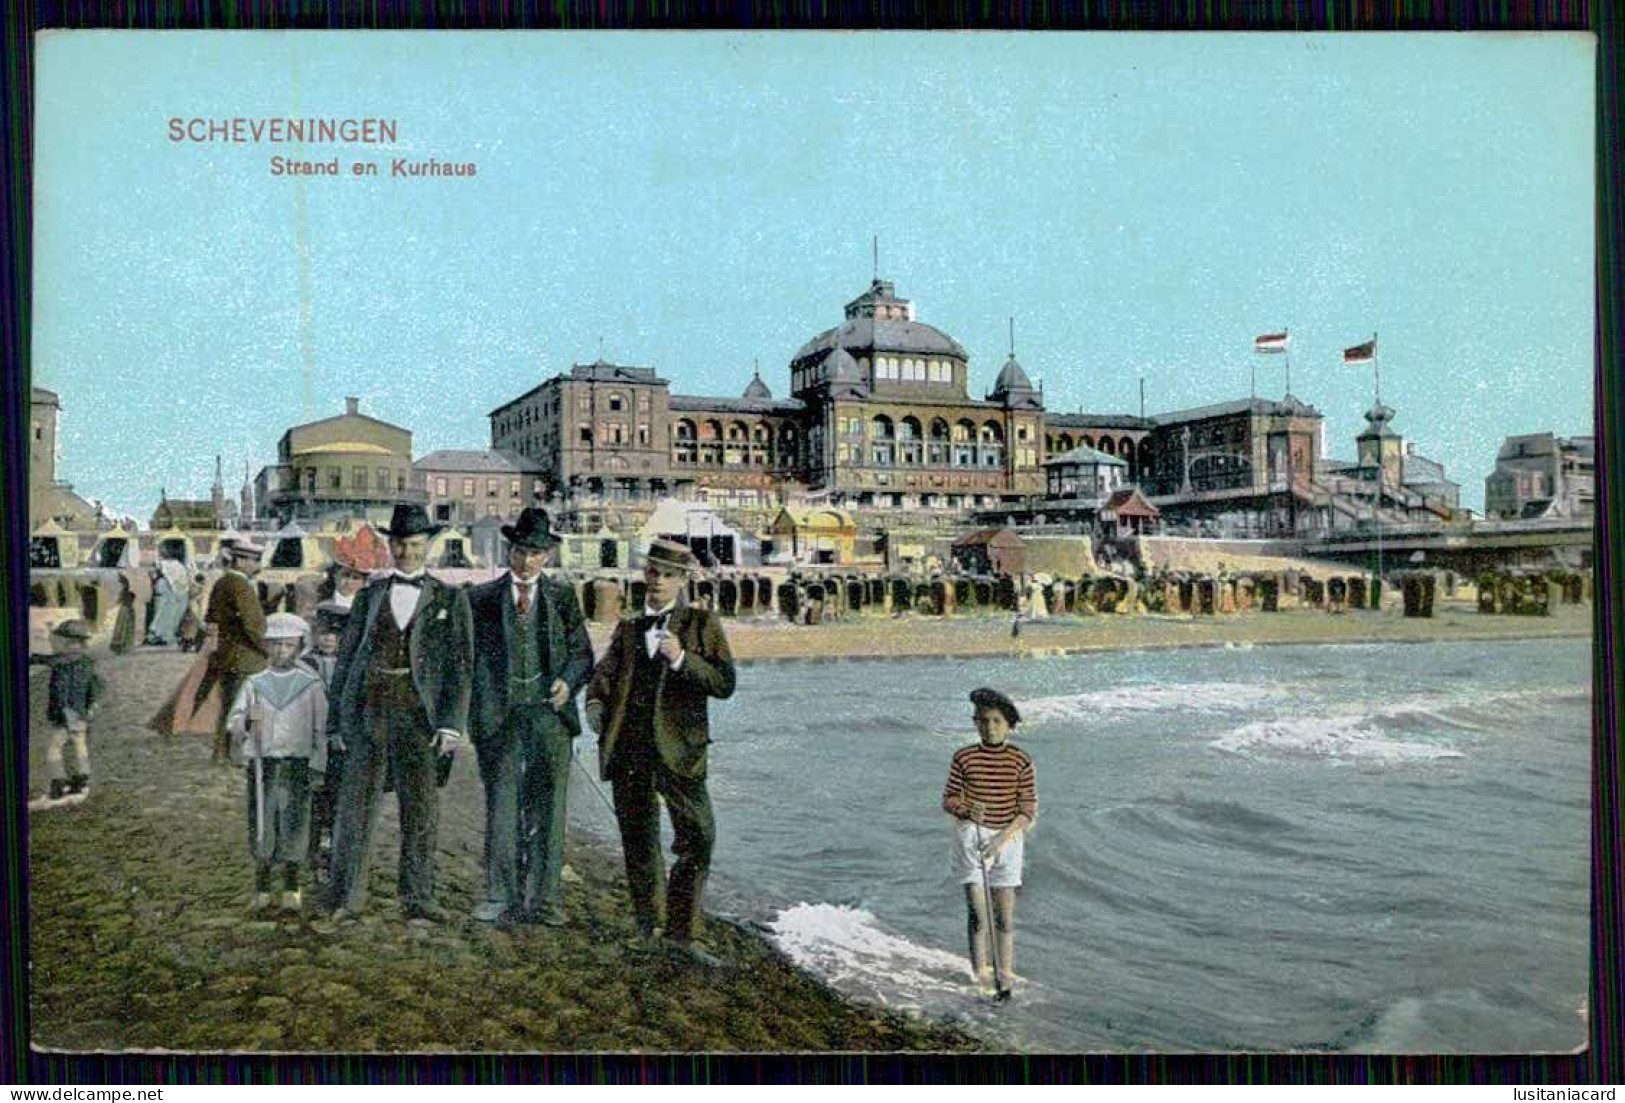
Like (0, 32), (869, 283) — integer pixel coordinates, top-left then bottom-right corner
(585, 538), (735, 965)
(466, 507), (593, 925)
(319, 503), (472, 924)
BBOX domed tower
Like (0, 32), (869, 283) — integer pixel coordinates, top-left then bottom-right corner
(1357, 402), (1404, 490)
(788, 278), (971, 401)
(988, 354), (1042, 410)
(743, 368), (773, 403)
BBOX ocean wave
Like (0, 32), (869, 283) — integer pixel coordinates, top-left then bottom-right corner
(1211, 713), (1464, 763)
(768, 902), (975, 1005)
(1208, 686), (1587, 764)
(1018, 682), (1291, 726)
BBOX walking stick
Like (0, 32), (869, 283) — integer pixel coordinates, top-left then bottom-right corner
(251, 704), (267, 860)
(973, 819), (1012, 1003)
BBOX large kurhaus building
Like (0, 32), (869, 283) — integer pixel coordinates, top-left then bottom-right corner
(489, 277), (1154, 528)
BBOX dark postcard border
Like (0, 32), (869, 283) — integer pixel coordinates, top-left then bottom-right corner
(2, 0), (1617, 1087)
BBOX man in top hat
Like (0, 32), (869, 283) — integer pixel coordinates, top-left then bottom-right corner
(319, 503), (473, 924)
(466, 507), (593, 925)
(585, 538), (735, 965)
(202, 538), (268, 763)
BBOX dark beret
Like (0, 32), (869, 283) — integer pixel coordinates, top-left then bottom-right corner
(969, 687), (1021, 726)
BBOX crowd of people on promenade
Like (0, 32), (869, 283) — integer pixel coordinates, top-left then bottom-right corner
(42, 501), (1040, 992)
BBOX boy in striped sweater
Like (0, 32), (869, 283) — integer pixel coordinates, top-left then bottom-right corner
(941, 687), (1037, 998)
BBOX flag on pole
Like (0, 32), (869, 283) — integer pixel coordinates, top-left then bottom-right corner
(1254, 331), (1289, 353)
(1344, 338), (1377, 364)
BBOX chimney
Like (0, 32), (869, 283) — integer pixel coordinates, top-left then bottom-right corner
(345, 396), (360, 417)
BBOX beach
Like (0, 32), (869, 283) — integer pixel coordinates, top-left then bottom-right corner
(25, 650), (976, 1053)
(702, 602), (1592, 663)
(25, 603), (1591, 1052)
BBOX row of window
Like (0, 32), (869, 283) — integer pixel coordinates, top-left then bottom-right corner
(289, 466), (407, 494)
(870, 356), (954, 384)
(426, 475), (547, 499)
(1046, 433), (1142, 457)
(673, 420), (798, 444)
(672, 444), (788, 467)
(852, 492), (1001, 509)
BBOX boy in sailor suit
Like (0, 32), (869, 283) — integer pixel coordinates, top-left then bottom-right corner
(229, 612), (329, 914)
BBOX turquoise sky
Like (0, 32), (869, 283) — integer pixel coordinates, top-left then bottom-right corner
(33, 31), (1594, 517)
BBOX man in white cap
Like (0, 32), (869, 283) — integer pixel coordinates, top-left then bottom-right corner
(201, 538), (268, 763)
(226, 612), (328, 914)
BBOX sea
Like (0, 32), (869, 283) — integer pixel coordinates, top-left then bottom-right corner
(568, 636), (1592, 1053)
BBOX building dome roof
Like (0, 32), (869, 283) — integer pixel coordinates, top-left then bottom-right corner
(991, 353), (1034, 395)
(743, 370), (772, 402)
(792, 317), (967, 365)
(825, 347), (863, 392)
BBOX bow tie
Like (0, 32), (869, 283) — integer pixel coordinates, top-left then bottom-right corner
(391, 575), (424, 588)
(638, 611), (671, 632)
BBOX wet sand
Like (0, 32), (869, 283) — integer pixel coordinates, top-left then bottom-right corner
(25, 651), (977, 1053)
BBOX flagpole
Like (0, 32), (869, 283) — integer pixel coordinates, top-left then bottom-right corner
(1372, 330), (1381, 406)
(1373, 330), (1383, 589)
(1284, 330), (1292, 397)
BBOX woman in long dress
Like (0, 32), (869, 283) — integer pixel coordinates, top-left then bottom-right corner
(109, 576), (137, 654)
(149, 575), (221, 738)
(145, 558), (190, 646)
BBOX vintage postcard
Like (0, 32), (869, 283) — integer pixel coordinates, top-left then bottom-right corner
(25, 31), (1595, 1054)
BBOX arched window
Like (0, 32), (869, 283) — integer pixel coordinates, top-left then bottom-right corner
(674, 419), (698, 465)
(928, 418), (951, 465)
(980, 421), (1005, 468)
(701, 420), (724, 465)
(869, 415), (896, 465)
(724, 421), (750, 465)
(953, 419), (977, 466)
(1059, 434), (1074, 452)
(1098, 437), (1116, 456)
(1081, 435), (1094, 449)
(1120, 438), (1135, 466)
(899, 417), (923, 464)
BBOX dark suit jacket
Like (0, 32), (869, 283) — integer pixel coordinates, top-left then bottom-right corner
(204, 572), (267, 676)
(467, 572), (593, 742)
(586, 604), (735, 781)
(327, 575), (473, 748)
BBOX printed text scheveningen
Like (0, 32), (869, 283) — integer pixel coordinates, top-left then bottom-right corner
(167, 117), (398, 144)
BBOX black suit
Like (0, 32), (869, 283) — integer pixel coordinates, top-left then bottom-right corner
(467, 572), (592, 918)
(323, 574), (472, 915)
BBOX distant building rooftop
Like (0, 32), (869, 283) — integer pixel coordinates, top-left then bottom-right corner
(1151, 395), (1320, 427)
(414, 449), (544, 473)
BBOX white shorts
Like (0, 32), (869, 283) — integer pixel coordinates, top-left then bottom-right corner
(951, 819), (1025, 888)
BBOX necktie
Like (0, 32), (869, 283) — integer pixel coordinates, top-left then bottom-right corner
(517, 584), (532, 616)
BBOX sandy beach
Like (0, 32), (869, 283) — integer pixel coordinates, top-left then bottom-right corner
(25, 651), (976, 1053)
(25, 602), (1590, 1052)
